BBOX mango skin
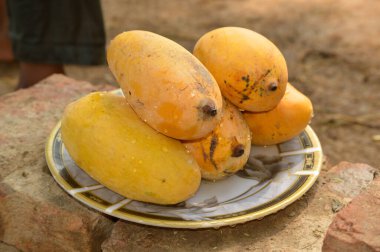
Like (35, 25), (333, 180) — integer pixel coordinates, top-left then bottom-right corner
(243, 84), (313, 145)
(61, 92), (201, 205)
(183, 100), (251, 180)
(107, 30), (223, 140)
(193, 27), (288, 112)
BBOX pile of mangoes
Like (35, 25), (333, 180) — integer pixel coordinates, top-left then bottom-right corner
(61, 27), (313, 205)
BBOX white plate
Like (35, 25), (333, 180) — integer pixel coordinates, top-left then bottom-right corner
(45, 89), (323, 229)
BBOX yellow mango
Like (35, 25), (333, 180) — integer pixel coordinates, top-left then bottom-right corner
(243, 84), (313, 145)
(183, 100), (251, 180)
(61, 92), (201, 205)
(107, 30), (223, 140)
(194, 27), (288, 112)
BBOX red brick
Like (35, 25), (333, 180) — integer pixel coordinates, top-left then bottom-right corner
(327, 161), (377, 199)
(323, 177), (380, 252)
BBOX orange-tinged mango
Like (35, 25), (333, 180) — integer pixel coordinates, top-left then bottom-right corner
(194, 27), (288, 112)
(243, 84), (313, 145)
(61, 92), (201, 205)
(183, 100), (251, 180)
(107, 30), (223, 140)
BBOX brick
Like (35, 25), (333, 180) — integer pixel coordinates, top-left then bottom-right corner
(323, 177), (380, 252)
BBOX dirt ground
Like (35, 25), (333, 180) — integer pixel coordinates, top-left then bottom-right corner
(1, 0), (379, 167)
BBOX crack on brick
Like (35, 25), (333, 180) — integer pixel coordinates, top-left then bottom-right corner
(91, 217), (116, 252)
(0, 241), (21, 252)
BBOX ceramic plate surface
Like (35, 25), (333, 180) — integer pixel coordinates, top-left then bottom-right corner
(46, 89), (323, 229)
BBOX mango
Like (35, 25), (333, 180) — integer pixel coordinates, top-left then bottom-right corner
(61, 92), (201, 205)
(107, 30), (223, 140)
(193, 27), (288, 112)
(183, 100), (251, 180)
(243, 84), (313, 145)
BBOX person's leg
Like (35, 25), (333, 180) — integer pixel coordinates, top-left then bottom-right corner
(18, 63), (64, 89)
(6, 0), (65, 89)
(0, 0), (13, 61)
(8, 0), (105, 89)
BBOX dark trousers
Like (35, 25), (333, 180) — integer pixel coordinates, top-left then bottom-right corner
(6, 0), (106, 65)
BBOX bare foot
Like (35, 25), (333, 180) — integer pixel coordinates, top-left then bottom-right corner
(18, 62), (64, 89)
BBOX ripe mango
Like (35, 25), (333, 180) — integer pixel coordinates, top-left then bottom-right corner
(193, 27), (288, 112)
(107, 30), (223, 140)
(183, 100), (251, 180)
(61, 92), (201, 205)
(243, 84), (313, 145)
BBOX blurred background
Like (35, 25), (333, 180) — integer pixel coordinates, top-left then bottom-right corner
(1, 0), (379, 167)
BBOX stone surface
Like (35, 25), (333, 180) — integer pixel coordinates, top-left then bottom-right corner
(0, 75), (115, 252)
(0, 242), (19, 252)
(323, 177), (380, 252)
(327, 162), (377, 199)
(0, 74), (113, 180)
(0, 192), (112, 252)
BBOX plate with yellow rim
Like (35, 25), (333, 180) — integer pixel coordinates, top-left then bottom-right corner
(45, 89), (323, 229)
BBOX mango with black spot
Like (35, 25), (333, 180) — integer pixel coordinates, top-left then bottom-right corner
(193, 27), (288, 112)
(183, 100), (251, 180)
(107, 30), (223, 140)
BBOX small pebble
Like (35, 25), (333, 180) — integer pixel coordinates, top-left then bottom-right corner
(287, 211), (296, 217)
(331, 199), (344, 213)
(372, 135), (380, 141)
(313, 229), (323, 238)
